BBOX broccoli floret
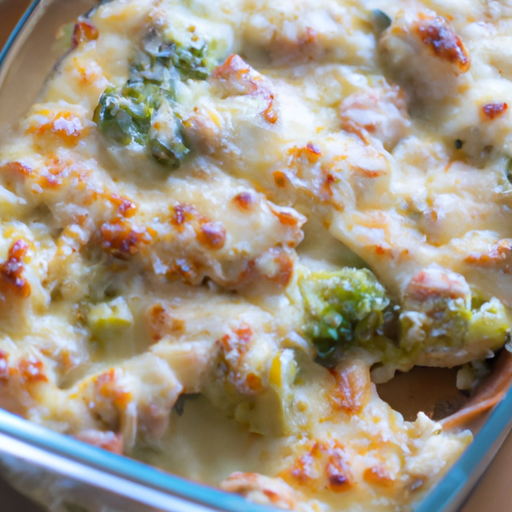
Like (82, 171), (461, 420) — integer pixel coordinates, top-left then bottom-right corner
(400, 296), (471, 352)
(468, 297), (511, 347)
(94, 27), (214, 168)
(147, 99), (190, 167)
(399, 270), (511, 365)
(300, 266), (512, 370)
(138, 28), (214, 82)
(94, 82), (188, 168)
(172, 40), (212, 80)
(399, 295), (511, 367)
(299, 268), (391, 365)
(93, 86), (153, 146)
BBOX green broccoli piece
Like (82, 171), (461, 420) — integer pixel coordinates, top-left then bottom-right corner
(147, 99), (190, 167)
(300, 267), (512, 369)
(468, 297), (511, 347)
(172, 41), (211, 80)
(94, 27), (214, 168)
(299, 268), (391, 365)
(93, 85), (154, 146)
(138, 28), (214, 82)
(400, 296), (471, 352)
(400, 282), (511, 361)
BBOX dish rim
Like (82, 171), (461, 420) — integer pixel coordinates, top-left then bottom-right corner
(0, 0), (41, 86)
(1, 2), (512, 511)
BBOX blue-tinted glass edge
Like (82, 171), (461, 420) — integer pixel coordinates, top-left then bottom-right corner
(415, 382), (512, 512)
(0, 0), (42, 71)
(0, 407), (272, 512)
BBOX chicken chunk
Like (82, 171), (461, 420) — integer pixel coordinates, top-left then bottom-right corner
(379, 10), (470, 106)
(339, 83), (411, 150)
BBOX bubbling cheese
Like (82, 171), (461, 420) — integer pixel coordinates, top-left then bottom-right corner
(3, 0), (512, 510)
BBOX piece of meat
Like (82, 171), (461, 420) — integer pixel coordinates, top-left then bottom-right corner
(379, 10), (470, 105)
(339, 84), (411, 150)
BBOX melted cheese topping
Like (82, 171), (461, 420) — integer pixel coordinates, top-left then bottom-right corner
(6, 0), (512, 510)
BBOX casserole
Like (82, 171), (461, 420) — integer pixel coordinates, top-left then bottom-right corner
(2, 0), (512, 510)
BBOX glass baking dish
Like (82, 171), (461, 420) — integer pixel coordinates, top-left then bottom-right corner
(1, 1), (512, 511)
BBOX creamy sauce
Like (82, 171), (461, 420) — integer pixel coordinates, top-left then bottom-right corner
(3, 0), (512, 510)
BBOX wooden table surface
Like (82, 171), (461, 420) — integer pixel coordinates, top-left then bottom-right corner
(0, 1), (512, 511)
